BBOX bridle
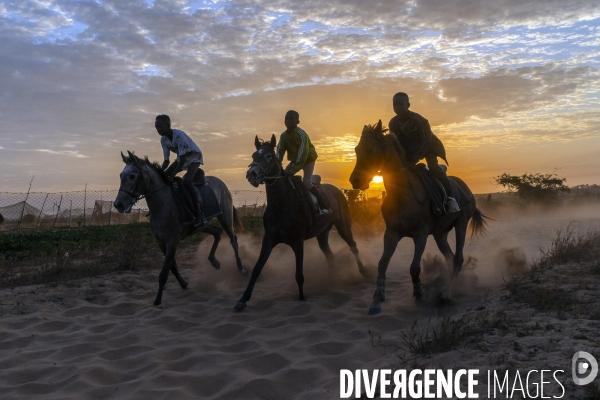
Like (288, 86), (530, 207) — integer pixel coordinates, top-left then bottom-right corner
(359, 130), (427, 204)
(248, 146), (285, 186)
(118, 163), (161, 206)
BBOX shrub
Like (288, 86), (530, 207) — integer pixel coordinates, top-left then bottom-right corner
(494, 172), (570, 202)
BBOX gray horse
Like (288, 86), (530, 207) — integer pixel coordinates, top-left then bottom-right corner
(114, 151), (245, 306)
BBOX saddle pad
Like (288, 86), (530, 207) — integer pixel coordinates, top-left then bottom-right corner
(412, 165), (470, 214)
(197, 183), (222, 220)
(291, 176), (314, 226)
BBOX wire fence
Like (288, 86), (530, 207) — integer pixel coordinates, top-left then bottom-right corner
(0, 188), (383, 232)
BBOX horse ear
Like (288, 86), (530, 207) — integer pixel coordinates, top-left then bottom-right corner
(270, 134), (276, 147)
(254, 135), (261, 149)
(127, 150), (138, 166)
(376, 120), (382, 132)
(121, 151), (128, 164)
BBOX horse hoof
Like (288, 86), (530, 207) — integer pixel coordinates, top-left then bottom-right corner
(368, 305), (381, 315)
(298, 295), (306, 301)
(153, 301), (163, 307)
(180, 282), (188, 289)
(239, 267), (248, 275)
(234, 301), (247, 310)
(209, 259), (221, 270)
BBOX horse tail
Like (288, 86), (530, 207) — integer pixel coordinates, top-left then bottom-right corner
(469, 207), (489, 238)
(233, 206), (245, 233)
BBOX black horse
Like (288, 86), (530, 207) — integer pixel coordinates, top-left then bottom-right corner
(234, 135), (366, 310)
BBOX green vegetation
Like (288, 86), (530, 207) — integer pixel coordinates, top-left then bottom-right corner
(494, 172), (570, 202)
(505, 226), (600, 313)
(0, 216), (262, 288)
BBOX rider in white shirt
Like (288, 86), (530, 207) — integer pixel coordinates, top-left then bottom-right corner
(155, 114), (207, 227)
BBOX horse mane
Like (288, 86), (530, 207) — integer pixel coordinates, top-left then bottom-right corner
(125, 151), (171, 185)
(143, 157), (171, 184)
(383, 133), (408, 166)
(257, 138), (276, 151)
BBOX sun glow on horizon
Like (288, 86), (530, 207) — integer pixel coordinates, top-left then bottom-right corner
(372, 175), (383, 183)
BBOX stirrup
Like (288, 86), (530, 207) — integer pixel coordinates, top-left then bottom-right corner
(193, 214), (208, 227)
(445, 197), (460, 214)
(318, 208), (332, 216)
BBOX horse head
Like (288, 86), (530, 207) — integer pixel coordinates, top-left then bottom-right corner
(114, 150), (146, 213)
(247, 134), (280, 187)
(349, 120), (387, 190)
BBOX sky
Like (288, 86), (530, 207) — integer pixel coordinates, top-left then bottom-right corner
(1, 0), (599, 193)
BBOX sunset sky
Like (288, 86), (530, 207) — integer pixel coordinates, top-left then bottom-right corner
(1, 0), (599, 193)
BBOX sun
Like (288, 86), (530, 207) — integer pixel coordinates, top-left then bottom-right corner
(372, 175), (383, 183)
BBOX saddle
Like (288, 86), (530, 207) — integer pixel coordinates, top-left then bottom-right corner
(411, 164), (470, 215)
(288, 175), (326, 226)
(171, 170), (222, 222)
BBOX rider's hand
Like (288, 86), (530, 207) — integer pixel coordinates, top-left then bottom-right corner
(284, 165), (294, 177)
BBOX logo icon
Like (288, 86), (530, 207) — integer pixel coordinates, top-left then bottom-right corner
(572, 351), (598, 385)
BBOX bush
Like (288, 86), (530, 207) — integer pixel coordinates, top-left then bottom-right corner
(494, 172), (570, 202)
(341, 189), (385, 235)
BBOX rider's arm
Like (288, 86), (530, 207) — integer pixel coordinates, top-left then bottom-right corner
(161, 160), (170, 170)
(276, 133), (287, 163)
(164, 160), (180, 179)
(289, 129), (310, 175)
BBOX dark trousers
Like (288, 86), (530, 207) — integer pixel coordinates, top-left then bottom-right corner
(183, 162), (203, 217)
(425, 155), (453, 198)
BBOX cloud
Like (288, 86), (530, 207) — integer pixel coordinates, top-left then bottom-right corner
(0, 0), (599, 191)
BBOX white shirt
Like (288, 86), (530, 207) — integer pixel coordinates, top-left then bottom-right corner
(161, 129), (203, 169)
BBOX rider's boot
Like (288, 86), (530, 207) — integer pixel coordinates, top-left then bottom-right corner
(439, 175), (460, 214)
(310, 186), (332, 215)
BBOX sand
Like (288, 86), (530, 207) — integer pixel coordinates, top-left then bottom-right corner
(1, 203), (599, 399)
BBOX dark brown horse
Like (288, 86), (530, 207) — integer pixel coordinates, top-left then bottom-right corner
(234, 135), (366, 310)
(349, 121), (488, 315)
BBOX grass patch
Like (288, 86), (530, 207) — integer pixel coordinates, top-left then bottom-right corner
(537, 224), (600, 267)
(399, 315), (496, 356)
(503, 226), (600, 313)
(0, 217), (263, 288)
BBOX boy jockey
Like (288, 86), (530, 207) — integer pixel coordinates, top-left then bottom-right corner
(277, 110), (331, 215)
(388, 93), (460, 214)
(155, 114), (207, 227)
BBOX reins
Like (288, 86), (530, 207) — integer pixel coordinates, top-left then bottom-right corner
(118, 163), (162, 205)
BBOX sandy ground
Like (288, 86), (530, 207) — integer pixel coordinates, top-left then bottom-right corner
(1, 203), (599, 399)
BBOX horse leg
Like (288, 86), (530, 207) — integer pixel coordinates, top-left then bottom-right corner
(218, 213), (244, 273)
(453, 219), (468, 276)
(154, 241), (177, 306)
(160, 242), (187, 289)
(234, 236), (276, 310)
(203, 224), (223, 270)
(369, 228), (401, 315)
(433, 230), (455, 271)
(411, 234), (428, 300)
(333, 216), (366, 276)
(291, 240), (306, 301)
(316, 224), (335, 268)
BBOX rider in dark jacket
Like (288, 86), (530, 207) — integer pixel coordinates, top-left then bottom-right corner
(388, 92), (460, 214)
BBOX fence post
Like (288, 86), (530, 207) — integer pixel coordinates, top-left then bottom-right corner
(36, 193), (49, 229)
(83, 184), (87, 226)
(68, 200), (72, 228)
(53, 195), (63, 228)
(17, 175), (34, 231)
